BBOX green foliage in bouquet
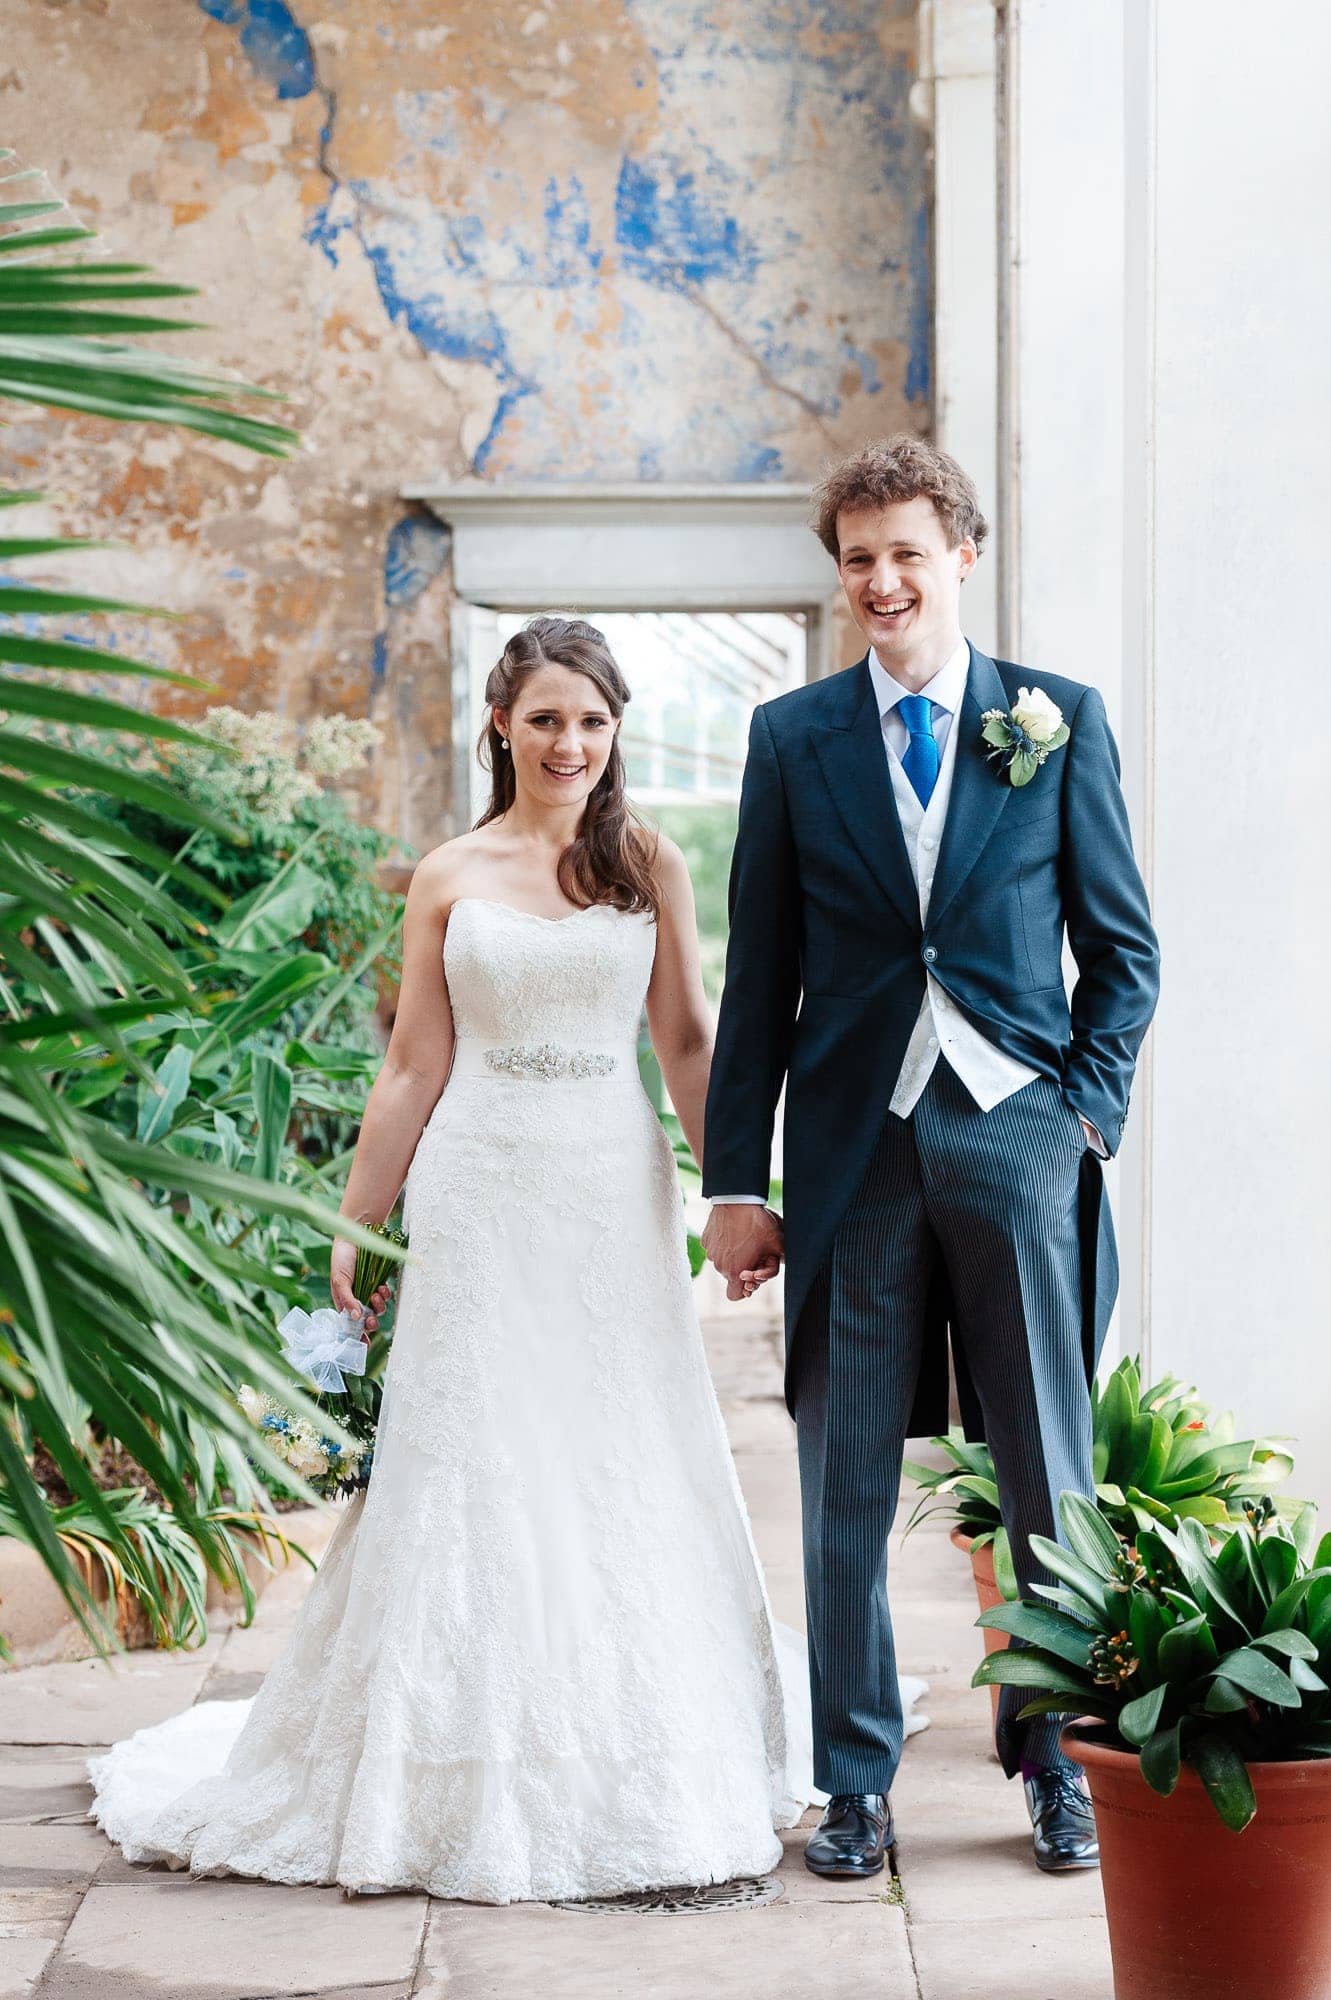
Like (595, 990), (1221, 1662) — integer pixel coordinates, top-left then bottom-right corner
(973, 1491), (1331, 1832)
(903, 1355), (1297, 1600)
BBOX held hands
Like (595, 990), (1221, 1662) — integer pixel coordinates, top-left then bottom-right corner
(329, 1238), (394, 1344)
(701, 1204), (785, 1302)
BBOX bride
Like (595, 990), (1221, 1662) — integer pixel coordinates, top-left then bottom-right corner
(86, 614), (923, 1905)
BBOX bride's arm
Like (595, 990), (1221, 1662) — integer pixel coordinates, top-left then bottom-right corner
(643, 836), (714, 1172)
(331, 850), (457, 1321)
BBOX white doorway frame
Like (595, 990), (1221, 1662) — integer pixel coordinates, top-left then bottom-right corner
(400, 482), (842, 837)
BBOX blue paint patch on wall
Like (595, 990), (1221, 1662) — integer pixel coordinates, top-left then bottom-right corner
(197, 0), (315, 100)
(358, 227), (536, 472)
(842, 339), (882, 397)
(472, 386), (536, 476)
(735, 443), (784, 480)
(615, 157), (758, 288)
(543, 175), (604, 283)
(304, 197), (353, 268)
(384, 515), (451, 609)
(370, 631), (388, 684)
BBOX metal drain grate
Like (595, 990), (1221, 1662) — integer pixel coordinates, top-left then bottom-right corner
(552, 1875), (785, 1915)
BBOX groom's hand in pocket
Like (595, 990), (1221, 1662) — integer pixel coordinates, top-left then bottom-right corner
(702, 1204), (785, 1302)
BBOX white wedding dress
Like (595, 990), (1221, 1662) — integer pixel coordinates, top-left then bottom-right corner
(86, 897), (926, 1904)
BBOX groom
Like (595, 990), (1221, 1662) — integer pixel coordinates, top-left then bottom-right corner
(701, 437), (1160, 1878)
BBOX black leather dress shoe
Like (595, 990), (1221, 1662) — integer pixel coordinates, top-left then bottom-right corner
(1023, 1767), (1100, 1871)
(804, 1793), (894, 1878)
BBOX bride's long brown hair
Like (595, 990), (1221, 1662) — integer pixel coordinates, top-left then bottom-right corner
(473, 616), (660, 918)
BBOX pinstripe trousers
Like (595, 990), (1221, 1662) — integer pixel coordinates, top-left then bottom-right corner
(792, 1056), (1096, 1794)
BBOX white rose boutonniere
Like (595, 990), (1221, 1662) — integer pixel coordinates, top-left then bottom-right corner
(980, 685), (1071, 788)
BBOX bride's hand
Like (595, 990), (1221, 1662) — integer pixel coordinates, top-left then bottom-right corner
(330, 1240), (393, 1343)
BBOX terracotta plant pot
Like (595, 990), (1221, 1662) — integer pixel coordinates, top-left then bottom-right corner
(1065, 1725), (1331, 2000)
(950, 1525), (1003, 1725)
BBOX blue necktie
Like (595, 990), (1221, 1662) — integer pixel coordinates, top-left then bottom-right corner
(899, 694), (940, 808)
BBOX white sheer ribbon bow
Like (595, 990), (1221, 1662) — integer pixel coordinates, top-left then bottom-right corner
(277, 1306), (369, 1395)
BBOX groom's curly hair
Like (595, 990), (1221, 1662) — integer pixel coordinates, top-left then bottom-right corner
(812, 435), (990, 561)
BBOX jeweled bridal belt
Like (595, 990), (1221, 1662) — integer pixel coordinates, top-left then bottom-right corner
(447, 1037), (638, 1083)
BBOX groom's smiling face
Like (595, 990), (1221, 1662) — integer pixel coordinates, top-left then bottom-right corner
(835, 495), (976, 672)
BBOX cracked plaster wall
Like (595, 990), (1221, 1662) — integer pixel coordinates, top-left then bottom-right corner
(3, 0), (929, 852)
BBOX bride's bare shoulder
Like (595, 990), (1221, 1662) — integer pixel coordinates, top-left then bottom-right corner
(406, 831), (499, 916)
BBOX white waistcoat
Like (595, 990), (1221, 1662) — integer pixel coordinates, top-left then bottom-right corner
(885, 710), (1039, 1119)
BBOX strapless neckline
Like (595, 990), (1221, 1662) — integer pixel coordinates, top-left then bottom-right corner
(449, 896), (647, 927)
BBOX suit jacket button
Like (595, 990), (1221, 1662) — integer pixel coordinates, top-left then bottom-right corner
(922, 945), (938, 963)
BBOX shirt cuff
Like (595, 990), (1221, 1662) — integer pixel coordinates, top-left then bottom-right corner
(706, 1194), (768, 1204)
(1082, 1120), (1109, 1159)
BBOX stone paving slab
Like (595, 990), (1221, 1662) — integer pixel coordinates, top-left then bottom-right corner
(907, 1912), (1112, 2000)
(0, 1637), (225, 1747)
(42, 1877), (430, 2000)
(0, 1752), (97, 1826)
(894, 1806), (1107, 1925)
(0, 1887), (80, 1937)
(0, 1937), (56, 2000)
(417, 1898), (916, 1999)
(0, 1822), (108, 1887)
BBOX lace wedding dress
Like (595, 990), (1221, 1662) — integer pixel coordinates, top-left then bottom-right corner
(86, 898), (925, 1904)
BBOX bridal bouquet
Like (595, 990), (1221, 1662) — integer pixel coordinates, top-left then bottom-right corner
(237, 1224), (407, 1501)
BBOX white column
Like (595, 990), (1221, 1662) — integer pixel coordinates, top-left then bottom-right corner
(1127, 0), (1331, 1504)
(918, 0), (999, 654)
(1003, 0), (1331, 1503)
(996, 0), (1138, 1365)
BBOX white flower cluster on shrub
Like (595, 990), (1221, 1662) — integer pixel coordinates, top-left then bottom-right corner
(170, 706), (381, 818)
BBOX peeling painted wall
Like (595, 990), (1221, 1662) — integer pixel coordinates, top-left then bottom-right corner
(3, 0), (929, 851)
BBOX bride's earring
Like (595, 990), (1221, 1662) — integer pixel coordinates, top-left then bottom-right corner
(498, 735), (509, 751)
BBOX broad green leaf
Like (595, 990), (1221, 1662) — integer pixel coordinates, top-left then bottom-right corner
(1027, 1531), (1115, 1622)
(135, 1043), (192, 1143)
(250, 1052), (292, 1183)
(1259, 1535), (1299, 1603)
(993, 1524), (1019, 1601)
(1158, 1611), (1216, 1683)
(1140, 1719), (1182, 1795)
(1263, 1566), (1331, 1636)
(971, 1652), (1095, 1696)
(212, 850), (323, 952)
(0, 674), (205, 744)
(1171, 1495), (1231, 1525)
(1058, 1490), (1122, 1576)
(975, 1601), (1094, 1669)
(1188, 1736), (1256, 1833)
(1120, 1683), (1167, 1747)
(1211, 1646), (1300, 1708)
(1204, 1676), (1248, 1714)
(1254, 1628), (1318, 1661)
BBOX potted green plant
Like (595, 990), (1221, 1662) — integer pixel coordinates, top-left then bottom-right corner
(904, 1354), (1295, 1605)
(974, 1491), (1331, 2000)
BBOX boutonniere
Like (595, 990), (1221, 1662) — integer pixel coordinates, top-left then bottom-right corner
(980, 686), (1070, 788)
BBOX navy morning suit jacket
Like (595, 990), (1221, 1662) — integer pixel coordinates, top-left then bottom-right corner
(701, 642), (1162, 1437)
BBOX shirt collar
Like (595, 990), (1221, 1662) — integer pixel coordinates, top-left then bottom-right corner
(867, 635), (971, 720)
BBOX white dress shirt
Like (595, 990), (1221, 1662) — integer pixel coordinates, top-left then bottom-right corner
(709, 637), (1100, 1203)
